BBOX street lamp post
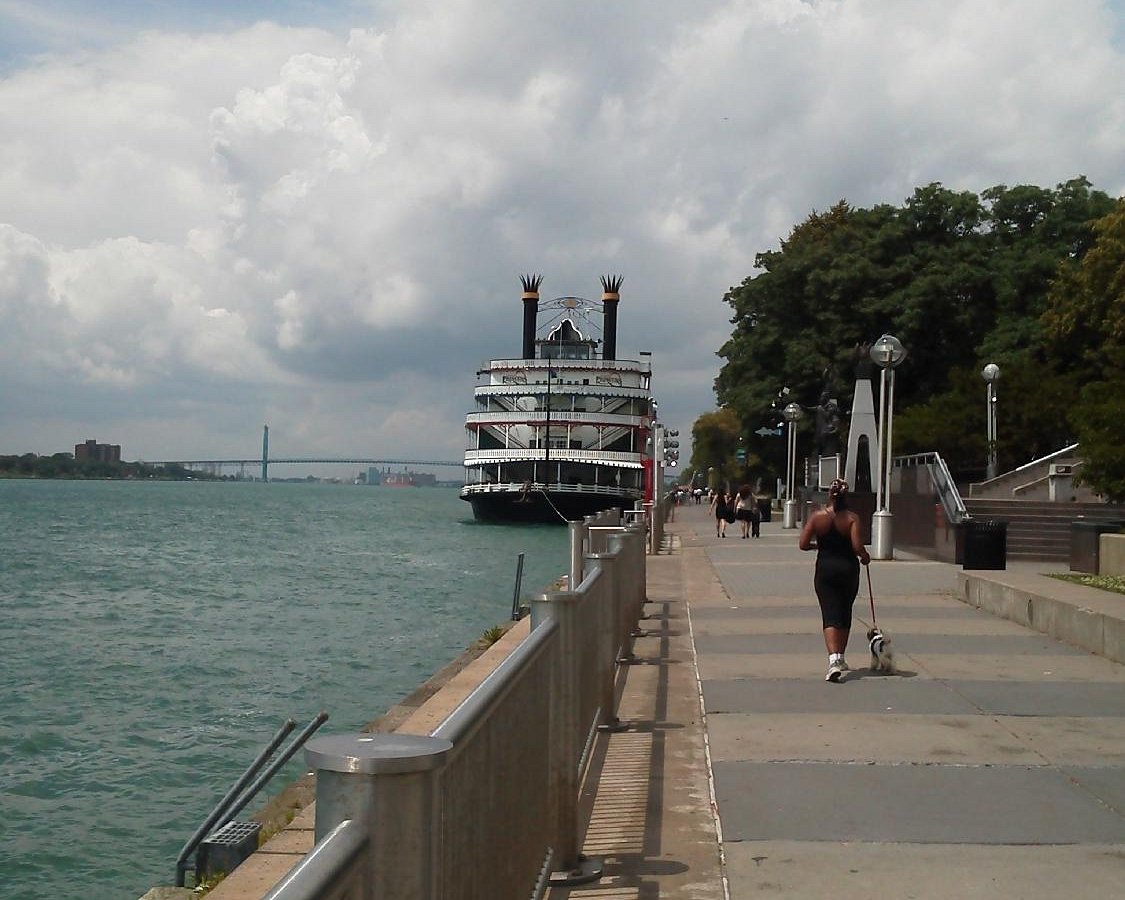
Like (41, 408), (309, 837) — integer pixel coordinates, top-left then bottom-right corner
(782, 401), (803, 529)
(982, 363), (1000, 480)
(869, 334), (907, 559)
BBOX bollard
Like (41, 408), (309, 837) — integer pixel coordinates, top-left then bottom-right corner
(305, 732), (451, 899)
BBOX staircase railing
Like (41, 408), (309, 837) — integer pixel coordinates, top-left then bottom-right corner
(894, 451), (970, 524)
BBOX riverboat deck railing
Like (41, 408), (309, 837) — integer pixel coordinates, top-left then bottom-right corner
(459, 481), (645, 499)
(465, 410), (642, 428)
(479, 357), (652, 375)
(474, 383), (651, 401)
(264, 512), (649, 900)
(463, 449), (646, 467)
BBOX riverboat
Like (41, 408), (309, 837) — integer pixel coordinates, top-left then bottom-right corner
(460, 275), (656, 523)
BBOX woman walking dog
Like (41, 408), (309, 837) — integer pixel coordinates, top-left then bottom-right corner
(798, 478), (870, 682)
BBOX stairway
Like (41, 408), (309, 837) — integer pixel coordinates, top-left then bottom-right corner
(963, 499), (1125, 561)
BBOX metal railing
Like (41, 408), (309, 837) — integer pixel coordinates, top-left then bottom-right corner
(266, 517), (647, 900)
(465, 410), (642, 428)
(459, 481), (645, 499)
(463, 449), (645, 467)
(894, 451), (969, 524)
(175, 712), (329, 887)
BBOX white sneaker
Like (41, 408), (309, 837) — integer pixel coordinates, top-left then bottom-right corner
(826, 660), (846, 682)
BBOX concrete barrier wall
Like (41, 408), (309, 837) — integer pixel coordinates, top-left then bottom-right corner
(958, 571), (1125, 664)
(213, 523), (648, 900)
(1100, 533), (1125, 576)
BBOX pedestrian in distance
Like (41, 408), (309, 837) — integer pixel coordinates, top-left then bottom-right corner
(710, 490), (733, 538)
(735, 484), (755, 539)
(797, 478), (870, 682)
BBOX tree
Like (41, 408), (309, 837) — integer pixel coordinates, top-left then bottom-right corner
(689, 408), (745, 490)
(715, 177), (1116, 482)
(1041, 199), (1125, 499)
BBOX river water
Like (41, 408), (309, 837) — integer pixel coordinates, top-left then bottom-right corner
(0, 479), (568, 899)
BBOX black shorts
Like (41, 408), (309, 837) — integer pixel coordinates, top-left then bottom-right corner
(735, 508), (752, 522)
(814, 556), (860, 629)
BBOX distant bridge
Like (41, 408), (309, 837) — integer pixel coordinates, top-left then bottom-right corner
(146, 427), (463, 481)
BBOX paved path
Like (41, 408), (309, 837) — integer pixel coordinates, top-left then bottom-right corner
(559, 501), (1125, 899)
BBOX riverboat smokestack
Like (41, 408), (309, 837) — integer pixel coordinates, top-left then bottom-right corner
(600, 275), (623, 360)
(520, 274), (542, 360)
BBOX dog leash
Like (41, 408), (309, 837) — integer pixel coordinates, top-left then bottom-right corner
(866, 565), (878, 628)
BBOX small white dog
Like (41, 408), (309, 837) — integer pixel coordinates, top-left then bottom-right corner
(867, 627), (895, 674)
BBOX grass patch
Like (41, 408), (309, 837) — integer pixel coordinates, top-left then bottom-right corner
(1048, 572), (1125, 595)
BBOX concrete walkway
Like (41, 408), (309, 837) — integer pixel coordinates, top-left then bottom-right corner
(556, 502), (1125, 899)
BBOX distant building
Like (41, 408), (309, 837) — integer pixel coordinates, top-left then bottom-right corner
(379, 468), (436, 487)
(74, 439), (121, 463)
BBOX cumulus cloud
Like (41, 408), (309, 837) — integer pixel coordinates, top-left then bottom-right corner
(0, 0), (1122, 464)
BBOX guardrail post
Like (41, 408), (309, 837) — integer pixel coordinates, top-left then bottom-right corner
(587, 547), (625, 731)
(305, 732), (452, 899)
(531, 591), (603, 885)
(621, 522), (646, 613)
(569, 520), (588, 588)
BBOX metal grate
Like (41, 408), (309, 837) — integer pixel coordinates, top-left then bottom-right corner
(208, 821), (260, 846)
(197, 820), (261, 881)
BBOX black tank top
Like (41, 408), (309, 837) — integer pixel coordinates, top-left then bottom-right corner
(816, 520), (855, 561)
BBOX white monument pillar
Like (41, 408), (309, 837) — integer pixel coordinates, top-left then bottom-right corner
(845, 377), (880, 490)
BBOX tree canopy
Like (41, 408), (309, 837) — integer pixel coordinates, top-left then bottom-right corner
(702, 176), (1119, 492)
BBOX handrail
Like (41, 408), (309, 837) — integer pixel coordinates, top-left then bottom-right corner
(894, 451), (969, 524)
(263, 820), (367, 900)
(264, 522), (647, 899)
(174, 719), (296, 886)
(174, 713), (329, 887)
(432, 618), (559, 745)
(220, 713), (329, 825)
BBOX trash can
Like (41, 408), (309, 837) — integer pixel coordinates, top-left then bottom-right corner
(1070, 520), (1125, 573)
(757, 499), (772, 523)
(963, 519), (1007, 570)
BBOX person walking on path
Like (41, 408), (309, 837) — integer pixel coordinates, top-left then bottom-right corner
(734, 485), (755, 539)
(798, 478), (870, 682)
(710, 490), (733, 538)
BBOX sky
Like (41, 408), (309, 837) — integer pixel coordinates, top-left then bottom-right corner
(1, 0), (1123, 476)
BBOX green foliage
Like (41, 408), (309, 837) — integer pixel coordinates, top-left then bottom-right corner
(712, 176), (1116, 482)
(479, 624), (508, 646)
(1048, 572), (1125, 596)
(689, 408), (747, 488)
(0, 454), (220, 481)
(895, 356), (1079, 475)
(1040, 199), (1125, 500)
(1068, 370), (1125, 501)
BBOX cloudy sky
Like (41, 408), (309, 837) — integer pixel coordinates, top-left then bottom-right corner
(1, 0), (1123, 475)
